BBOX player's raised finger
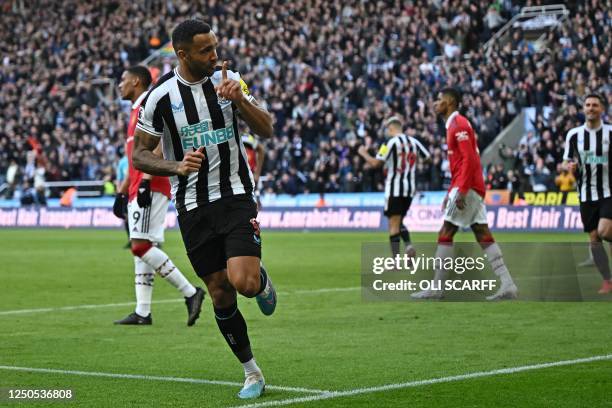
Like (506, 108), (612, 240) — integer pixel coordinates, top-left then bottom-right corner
(222, 60), (228, 81)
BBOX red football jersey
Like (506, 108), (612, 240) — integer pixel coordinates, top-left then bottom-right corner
(126, 93), (171, 202)
(446, 111), (486, 197)
(241, 134), (258, 173)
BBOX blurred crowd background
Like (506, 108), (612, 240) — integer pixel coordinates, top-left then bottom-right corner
(1, 0), (610, 203)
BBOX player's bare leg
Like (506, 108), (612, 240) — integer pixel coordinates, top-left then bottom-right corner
(590, 227), (612, 294)
(471, 224), (518, 300)
(597, 218), (612, 242)
(204, 269), (266, 399)
(411, 221), (457, 299)
(227, 256), (276, 315)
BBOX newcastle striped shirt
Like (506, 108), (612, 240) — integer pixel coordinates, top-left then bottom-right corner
(376, 134), (430, 198)
(563, 122), (612, 202)
(136, 67), (256, 214)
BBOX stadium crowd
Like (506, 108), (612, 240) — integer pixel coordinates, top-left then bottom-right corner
(0, 0), (609, 202)
(484, 1), (611, 197)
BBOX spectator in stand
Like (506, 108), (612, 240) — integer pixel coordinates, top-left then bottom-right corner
(555, 164), (576, 193)
(488, 164), (509, 190)
(529, 157), (553, 192)
(0, 0), (608, 198)
(5, 160), (20, 199)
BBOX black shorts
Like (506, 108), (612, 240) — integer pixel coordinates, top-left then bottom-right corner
(178, 194), (261, 278)
(384, 196), (412, 217)
(579, 197), (612, 232)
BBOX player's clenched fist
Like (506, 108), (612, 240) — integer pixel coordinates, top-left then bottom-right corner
(176, 147), (206, 176)
(215, 61), (244, 103)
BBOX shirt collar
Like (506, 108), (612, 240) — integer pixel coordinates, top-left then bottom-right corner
(584, 122), (603, 132)
(132, 91), (147, 109)
(445, 111), (459, 129)
(174, 67), (209, 86)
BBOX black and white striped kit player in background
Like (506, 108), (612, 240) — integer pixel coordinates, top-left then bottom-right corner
(132, 19), (277, 399)
(563, 93), (612, 295)
(358, 116), (431, 258)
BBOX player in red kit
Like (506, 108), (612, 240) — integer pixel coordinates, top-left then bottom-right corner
(411, 88), (518, 300)
(113, 66), (204, 325)
(241, 133), (265, 209)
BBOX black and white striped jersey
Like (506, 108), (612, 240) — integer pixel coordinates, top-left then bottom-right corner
(376, 134), (430, 198)
(136, 67), (256, 214)
(563, 123), (612, 202)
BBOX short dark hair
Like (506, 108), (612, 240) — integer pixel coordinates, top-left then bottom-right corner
(126, 65), (152, 89)
(172, 19), (211, 49)
(584, 93), (606, 107)
(440, 87), (461, 107)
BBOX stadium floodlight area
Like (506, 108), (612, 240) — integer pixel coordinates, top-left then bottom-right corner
(484, 4), (570, 55)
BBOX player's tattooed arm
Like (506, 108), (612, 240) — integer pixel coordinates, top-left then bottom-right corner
(142, 142), (164, 181)
(133, 129), (205, 177)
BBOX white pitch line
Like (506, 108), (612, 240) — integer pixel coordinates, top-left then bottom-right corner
(0, 299), (182, 316)
(228, 354), (612, 408)
(292, 287), (360, 294)
(0, 287), (360, 316)
(0, 365), (329, 395)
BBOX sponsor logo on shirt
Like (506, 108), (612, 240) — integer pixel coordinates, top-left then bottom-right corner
(455, 131), (469, 141)
(582, 151), (608, 165)
(171, 102), (185, 113)
(180, 120), (234, 150)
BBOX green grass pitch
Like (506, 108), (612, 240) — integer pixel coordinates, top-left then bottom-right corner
(1, 229), (611, 407)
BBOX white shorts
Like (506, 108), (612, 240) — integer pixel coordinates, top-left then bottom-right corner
(443, 187), (488, 228)
(128, 192), (169, 243)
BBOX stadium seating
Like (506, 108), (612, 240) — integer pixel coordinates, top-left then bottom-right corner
(0, 1), (609, 200)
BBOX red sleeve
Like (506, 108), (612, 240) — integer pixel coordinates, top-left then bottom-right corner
(454, 125), (479, 195)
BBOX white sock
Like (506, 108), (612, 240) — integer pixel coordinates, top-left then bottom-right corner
(483, 243), (513, 286)
(134, 257), (154, 317)
(242, 358), (261, 377)
(433, 243), (453, 283)
(165, 270), (197, 297)
(140, 246), (196, 297)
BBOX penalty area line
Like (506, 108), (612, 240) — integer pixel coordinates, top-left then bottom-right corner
(0, 365), (330, 395)
(228, 354), (612, 408)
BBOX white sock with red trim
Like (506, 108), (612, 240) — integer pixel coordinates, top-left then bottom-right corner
(140, 246), (196, 297)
